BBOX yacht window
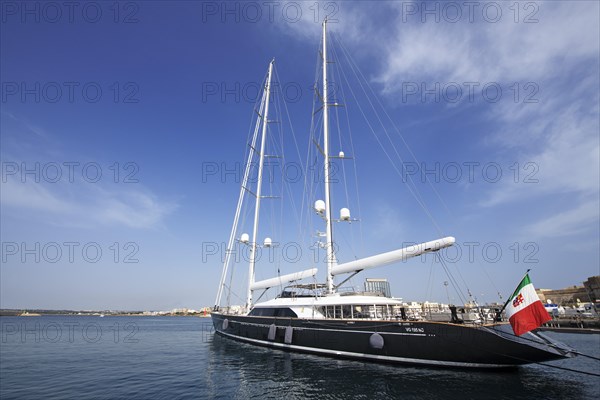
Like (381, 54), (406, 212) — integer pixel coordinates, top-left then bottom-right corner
(248, 307), (298, 318)
(334, 305), (342, 318)
(318, 305), (350, 318)
(353, 305), (377, 319)
(342, 305), (352, 319)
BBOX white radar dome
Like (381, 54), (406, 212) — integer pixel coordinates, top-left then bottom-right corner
(340, 208), (351, 221)
(314, 200), (326, 214)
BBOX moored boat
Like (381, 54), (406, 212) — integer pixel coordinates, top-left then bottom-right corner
(211, 19), (575, 368)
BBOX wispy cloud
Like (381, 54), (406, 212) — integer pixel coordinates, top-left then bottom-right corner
(93, 186), (177, 229)
(377, 2), (599, 86)
(481, 100), (600, 208)
(1, 178), (72, 214)
(362, 2), (599, 238)
(523, 198), (600, 238)
(1, 114), (177, 230)
(272, 1), (382, 46)
(1, 172), (177, 230)
(271, 2), (599, 240)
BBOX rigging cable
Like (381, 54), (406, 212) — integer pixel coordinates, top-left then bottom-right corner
(329, 34), (365, 259)
(335, 35), (455, 224)
(492, 327), (600, 362)
(332, 33), (444, 237)
(273, 66), (309, 243)
(224, 80), (268, 308)
(335, 34), (505, 305)
(334, 33), (500, 306)
(436, 253), (469, 306)
(302, 40), (325, 271)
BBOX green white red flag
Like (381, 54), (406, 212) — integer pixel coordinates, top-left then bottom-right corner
(505, 274), (551, 336)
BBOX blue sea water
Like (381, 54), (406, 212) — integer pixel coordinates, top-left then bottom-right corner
(0, 316), (598, 399)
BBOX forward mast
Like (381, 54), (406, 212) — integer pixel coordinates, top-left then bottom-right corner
(246, 59), (275, 310)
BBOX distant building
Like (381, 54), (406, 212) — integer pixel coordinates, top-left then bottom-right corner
(364, 278), (391, 298)
(536, 275), (599, 305)
(583, 276), (600, 302)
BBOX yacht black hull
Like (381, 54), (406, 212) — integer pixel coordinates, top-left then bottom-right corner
(211, 313), (572, 368)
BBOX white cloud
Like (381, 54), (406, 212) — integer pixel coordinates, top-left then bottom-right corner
(94, 187), (177, 229)
(273, 2), (600, 239)
(1, 178), (72, 214)
(524, 198), (600, 238)
(377, 2), (599, 87)
(482, 101), (600, 207)
(1, 177), (177, 230)
(1, 114), (177, 230)
(272, 2), (382, 48)
(366, 2), (600, 238)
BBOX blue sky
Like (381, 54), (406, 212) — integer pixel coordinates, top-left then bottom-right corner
(1, 1), (598, 310)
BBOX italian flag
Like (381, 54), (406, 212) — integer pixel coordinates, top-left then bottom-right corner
(505, 274), (551, 336)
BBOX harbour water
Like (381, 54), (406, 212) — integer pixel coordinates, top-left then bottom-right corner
(1, 316), (598, 399)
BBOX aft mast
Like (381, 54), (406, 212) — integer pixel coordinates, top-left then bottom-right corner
(322, 18), (336, 294)
(246, 59), (275, 311)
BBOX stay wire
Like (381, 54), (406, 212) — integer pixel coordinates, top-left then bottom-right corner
(437, 253), (469, 306)
(329, 46), (356, 259)
(335, 36), (455, 224)
(494, 327), (600, 362)
(332, 33), (444, 237)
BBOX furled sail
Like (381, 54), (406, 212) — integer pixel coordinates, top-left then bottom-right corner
(250, 268), (318, 291)
(330, 237), (455, 276)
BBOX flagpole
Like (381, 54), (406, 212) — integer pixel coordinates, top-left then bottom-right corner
(494, 269), (531, 321)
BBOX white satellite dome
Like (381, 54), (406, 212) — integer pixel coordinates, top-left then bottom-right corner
(340, 208), (351, 221)
(314, 200), (326, 214)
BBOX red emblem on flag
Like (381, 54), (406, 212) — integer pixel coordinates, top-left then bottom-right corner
(512, 293), (524, 308)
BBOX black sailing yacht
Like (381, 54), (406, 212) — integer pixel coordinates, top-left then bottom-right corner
(211, 19), (574, 368)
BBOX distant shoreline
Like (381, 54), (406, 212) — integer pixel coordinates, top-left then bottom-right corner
(0, 309), (211, 317)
